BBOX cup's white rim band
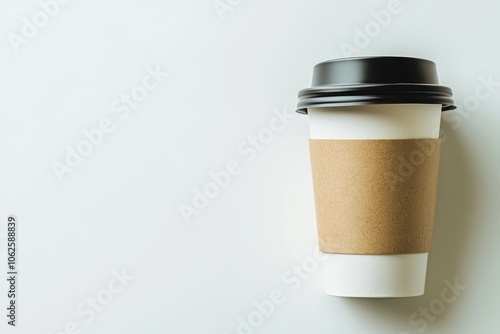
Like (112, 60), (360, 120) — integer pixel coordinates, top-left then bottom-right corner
(308, 104), (442, 140)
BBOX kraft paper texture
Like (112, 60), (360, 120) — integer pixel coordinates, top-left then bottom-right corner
(309, 139), (441, 255)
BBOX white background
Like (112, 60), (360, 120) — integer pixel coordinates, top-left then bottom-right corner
(1, 0), (499, 333)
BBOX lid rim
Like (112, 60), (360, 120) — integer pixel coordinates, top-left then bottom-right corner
(298, 84), (453, 97)
(296, 103), (457, 115)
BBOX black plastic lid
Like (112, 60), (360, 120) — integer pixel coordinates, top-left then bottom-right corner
(296, 56), (456, 114)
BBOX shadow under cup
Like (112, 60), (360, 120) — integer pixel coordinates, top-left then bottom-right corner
(308, 104), (441, 297)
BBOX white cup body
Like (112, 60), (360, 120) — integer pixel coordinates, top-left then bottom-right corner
(308, 103), (441, 297)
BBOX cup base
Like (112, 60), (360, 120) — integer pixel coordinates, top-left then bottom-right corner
(323, 253), (428, 298)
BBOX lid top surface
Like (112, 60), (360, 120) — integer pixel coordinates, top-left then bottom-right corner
(311, 56), (439, 86)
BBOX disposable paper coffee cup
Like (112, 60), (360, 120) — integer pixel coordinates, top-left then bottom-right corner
(296, 57), (455, 297)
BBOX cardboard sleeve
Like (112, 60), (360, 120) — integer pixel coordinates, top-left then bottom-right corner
(309, 139), (441, 255)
